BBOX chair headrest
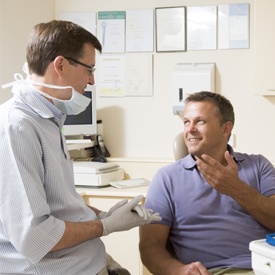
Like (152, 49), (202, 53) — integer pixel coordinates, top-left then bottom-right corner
(173, 132), (188, 161)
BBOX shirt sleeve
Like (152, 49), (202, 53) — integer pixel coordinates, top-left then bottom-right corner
(0, 111), (65, 264)
(257, 154), (275, 197)
(145, 168), (174, 227)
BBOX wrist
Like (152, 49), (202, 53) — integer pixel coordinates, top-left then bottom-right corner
(98, 211), (107, 219)
(99, 218), (108, 236)
(94, 219), (104, 237)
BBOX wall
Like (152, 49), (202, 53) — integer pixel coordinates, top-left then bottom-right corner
(0, 0), (55, 102)
(55, 0), (275, 165)
(1, 1), (275, 174)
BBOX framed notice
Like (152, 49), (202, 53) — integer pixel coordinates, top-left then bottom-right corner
(155, 7), (186, 52)
(187, 6), (217, 50)
(218, 4), (250, 49)
(59, 12), (96, 35)
(97, 11), (126, 53)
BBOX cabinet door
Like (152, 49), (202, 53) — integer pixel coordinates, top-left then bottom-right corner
(86, 196), (142, 275)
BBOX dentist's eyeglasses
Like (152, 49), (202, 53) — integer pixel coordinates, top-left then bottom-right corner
(64, 56), (96, 75)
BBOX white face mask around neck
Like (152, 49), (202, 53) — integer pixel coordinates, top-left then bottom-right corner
(28, 80), (91, 115)
(1, 62), (91, 115)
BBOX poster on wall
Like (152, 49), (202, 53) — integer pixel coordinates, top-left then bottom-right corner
(125, 53), (153, 96)
(155, 7), (186, 52)
(59, 12), (96, 35)
(126, 9), (154, 52)
(98, 55), (126, 97)
(187, 6), (217, 50)
(218, 3), (250, 49)
(97, 11), (126, 53)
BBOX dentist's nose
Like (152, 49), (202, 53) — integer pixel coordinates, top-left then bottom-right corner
(88, 75), (95, 86)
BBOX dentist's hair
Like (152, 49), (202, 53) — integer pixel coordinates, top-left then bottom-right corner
(184, 91), (235, 126)
(26, 20), (102, 76)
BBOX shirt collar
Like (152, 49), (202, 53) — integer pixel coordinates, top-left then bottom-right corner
(13, 81), (66, 127)
(181, 144), (245, 170)
(33, 91), (61, 118)
(33, 92), (66, 128)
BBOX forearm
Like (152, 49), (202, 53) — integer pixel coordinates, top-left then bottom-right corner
(51, 220), (103, 251)
(140, 241), (184, 275)
(232, 182), (275, 231)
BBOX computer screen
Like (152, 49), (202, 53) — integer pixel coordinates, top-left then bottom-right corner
(63, 88), (97, 136)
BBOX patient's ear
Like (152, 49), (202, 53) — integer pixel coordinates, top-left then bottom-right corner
(223, 121), (233, 139)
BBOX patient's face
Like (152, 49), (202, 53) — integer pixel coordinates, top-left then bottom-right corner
(183, 101), (227, 159)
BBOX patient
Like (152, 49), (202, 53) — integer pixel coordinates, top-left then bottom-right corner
(139, 91), (275, 275)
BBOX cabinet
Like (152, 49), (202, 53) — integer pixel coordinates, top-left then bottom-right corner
(76, 187), (152, 275)
(254, 1), (275, 95)
(250, 239), (275, 275)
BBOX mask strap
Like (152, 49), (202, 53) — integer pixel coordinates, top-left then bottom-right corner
(1, 61), (29, 89)
(22, 62), (30, 79)
(28, 79), (72, 90)
(1, 73), (26, 89)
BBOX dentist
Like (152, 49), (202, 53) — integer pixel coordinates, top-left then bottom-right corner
(0, 20), (160, 275)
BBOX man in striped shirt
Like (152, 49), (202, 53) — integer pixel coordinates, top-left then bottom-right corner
(0, 20), (160, 274)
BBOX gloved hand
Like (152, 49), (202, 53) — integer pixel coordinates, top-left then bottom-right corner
(132, 205), (162, 222)
(98, 198), (128, 219)
(100, 195), (161, 236)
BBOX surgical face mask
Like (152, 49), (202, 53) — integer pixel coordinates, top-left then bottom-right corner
(1, 62), (90, 115)
(28, 80), (91, 115)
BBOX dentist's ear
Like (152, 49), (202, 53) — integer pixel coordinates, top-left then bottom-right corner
(52, 56), (65, 75)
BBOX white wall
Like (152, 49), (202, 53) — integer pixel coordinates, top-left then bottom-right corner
(0, 0), (55, 103)
(55, 0), (273, 162)
(2, 0), (275, 170)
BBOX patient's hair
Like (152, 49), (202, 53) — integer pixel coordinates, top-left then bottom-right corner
(185, 91), (235, 126)
(26, 20), (102, 76)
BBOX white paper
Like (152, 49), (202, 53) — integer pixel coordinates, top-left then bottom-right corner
(59, 12), (96, 35)
(97, 11), (126, 53)
(187, 6), (217, 50)
(218, 4), (249, 49)
(98, 55), (125, 97)
(126, 53), (153, 96)
(156, 7), (186, 52)
(126, 10), (154, 52)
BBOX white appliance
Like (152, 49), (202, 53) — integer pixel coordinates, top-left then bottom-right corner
(172, 63), (215, 116)
(249, 239), (275, 275)
(73, 161), (124, 187)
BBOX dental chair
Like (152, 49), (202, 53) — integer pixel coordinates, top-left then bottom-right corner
(173, 132), (189, 161)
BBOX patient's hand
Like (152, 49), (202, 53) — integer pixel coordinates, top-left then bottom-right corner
(172, 261), (211, 275)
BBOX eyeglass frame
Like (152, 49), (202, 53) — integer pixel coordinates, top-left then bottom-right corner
(64, 56), (96, 75)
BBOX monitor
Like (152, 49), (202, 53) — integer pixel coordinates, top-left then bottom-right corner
(63, 87), (97, 136)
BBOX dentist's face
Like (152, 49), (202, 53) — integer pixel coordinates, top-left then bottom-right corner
(183, 101), (227, 159)
(63, 43), (96, 96)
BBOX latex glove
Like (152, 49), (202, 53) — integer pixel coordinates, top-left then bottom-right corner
(132, 205), (162, 221)
(132, 205), (153, 219)
(100, 195), (162, 236)
(98, 198), (128, 219)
